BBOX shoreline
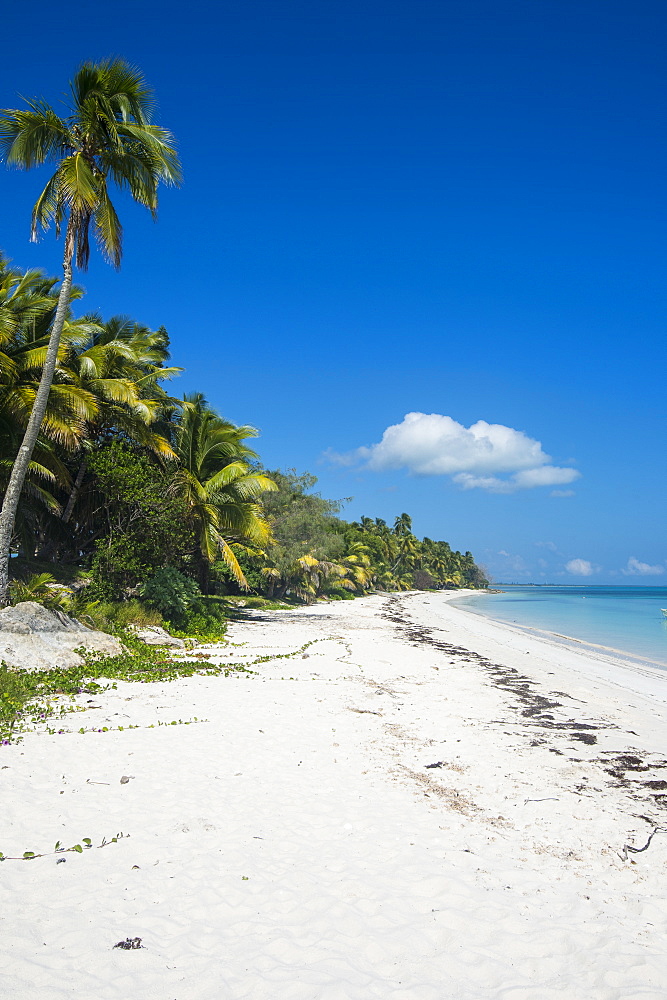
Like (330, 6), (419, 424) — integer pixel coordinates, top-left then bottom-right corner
(446, 587), (667, 673)
(2, 592), (667, 998)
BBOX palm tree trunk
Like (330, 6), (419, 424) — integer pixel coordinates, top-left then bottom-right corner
(198, 556), (210, 595)
(0, 247), (73, 605)
(391, 545), (406, 574)
(61, 456), (88, 524)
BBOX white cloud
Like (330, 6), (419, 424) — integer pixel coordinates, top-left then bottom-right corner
(513, 467), (578, 488)
(550, 489), (575, 498)
(565, 558), (596, 577)
(622, 556), (665, 577)
(323, 447), (359, 468)
(535, 541), (558, 551)
(331, 412), (580, 493)
(495, 550), (529, 573)
(454, 473), (516, 493)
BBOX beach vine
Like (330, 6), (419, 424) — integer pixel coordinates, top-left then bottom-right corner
(0, 831), (129, 862)
(0, 635), (323, 744)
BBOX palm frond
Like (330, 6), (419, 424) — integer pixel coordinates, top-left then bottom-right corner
(92, 181), (122, 268)
(31, 167), (66, 239)
(0, 102), (71, 168)
(212, 534), (249, 589)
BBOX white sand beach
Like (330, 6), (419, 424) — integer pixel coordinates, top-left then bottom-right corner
(2, 591), (667, 999)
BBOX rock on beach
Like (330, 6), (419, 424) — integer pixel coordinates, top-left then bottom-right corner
(0, 601), (122, 670)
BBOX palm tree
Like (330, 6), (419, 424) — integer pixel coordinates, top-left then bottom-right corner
(0, 256), (98, 451)
(58, 315), (180, 524)
(393, 512), (413, 537)
(170, 395), (276, 592)
(340, 541), (374, 591)
(390, 512), (417, 578)
(0, 59), (180, 603)
(0, 257), (101, 546)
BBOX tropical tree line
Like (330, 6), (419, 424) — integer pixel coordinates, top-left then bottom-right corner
(0, 58), (487, 626)
(225, 470), (488, 601)
(0, 255), (272, 588)
(0, 253), (487, 612)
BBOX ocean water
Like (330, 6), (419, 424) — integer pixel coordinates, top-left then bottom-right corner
(449, 585), (667, 669)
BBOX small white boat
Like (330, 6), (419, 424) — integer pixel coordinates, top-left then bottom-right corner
(662, 609), (667, 618)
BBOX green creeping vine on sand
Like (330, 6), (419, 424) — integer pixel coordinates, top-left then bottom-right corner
(0, 831), (129, 862)
(34, 717), (208, 736)
(0, 635), (322, 744)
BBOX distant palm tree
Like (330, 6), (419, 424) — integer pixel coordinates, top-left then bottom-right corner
(0, 58), (181, 603)
(170, 395), (276, 591)
(391, 512), (417, 577)
(341, 542), (374, 590)
(393, 512), (413, 537)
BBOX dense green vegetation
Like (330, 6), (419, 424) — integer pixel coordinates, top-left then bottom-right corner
(220, 470), (487, 600)
(0, 58), (487, 635)
(0, 260), (487, 614)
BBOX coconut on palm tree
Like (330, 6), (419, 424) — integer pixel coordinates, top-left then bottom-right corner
(0, 59), (180, 603)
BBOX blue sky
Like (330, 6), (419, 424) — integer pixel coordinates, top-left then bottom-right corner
(1, 0), (665, 583)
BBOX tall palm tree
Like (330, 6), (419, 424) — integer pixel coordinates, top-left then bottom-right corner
(0, 59), (180, 603)
(170, 395), (276, 592)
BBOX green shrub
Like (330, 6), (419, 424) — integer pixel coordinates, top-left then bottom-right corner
(325, 587), (356, 601)
(0, 665), (31, 741)
(174, 613), (225, 641)
(87, 443), (194, 600)
(9, 574), (72, 613)
(140, 568), (201, 624)
(71, 598), (164, 633)
(172, 597), (228, 641)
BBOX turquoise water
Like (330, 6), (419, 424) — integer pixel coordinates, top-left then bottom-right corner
(449, 586), (667, 668)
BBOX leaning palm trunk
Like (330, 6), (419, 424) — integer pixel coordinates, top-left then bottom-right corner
(198, 554), (211, 595)
(0, 245), (73, 603)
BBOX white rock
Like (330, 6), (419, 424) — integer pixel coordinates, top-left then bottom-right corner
(128, 624), (186, 648)
(0, 601), (123, 671)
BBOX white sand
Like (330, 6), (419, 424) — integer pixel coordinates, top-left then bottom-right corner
(2, 591), (667, 999)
